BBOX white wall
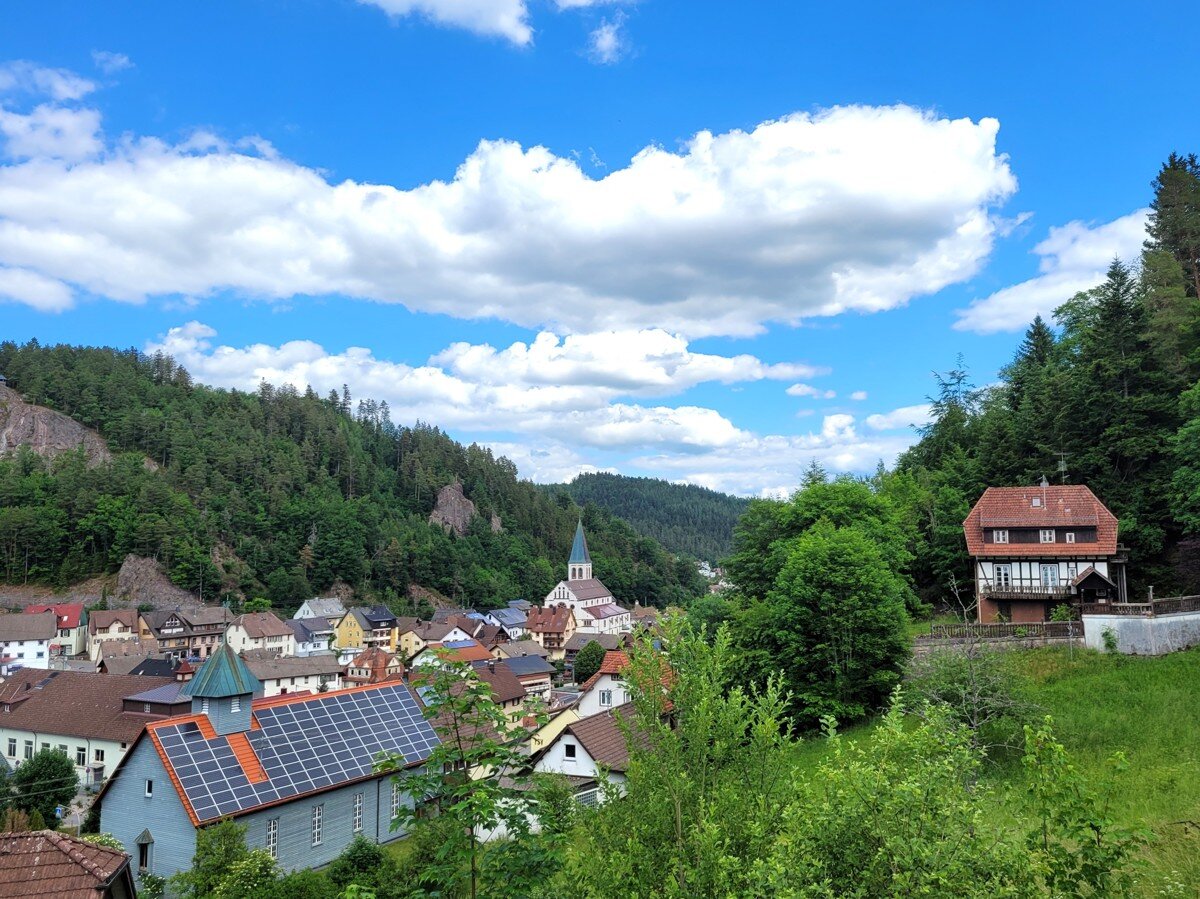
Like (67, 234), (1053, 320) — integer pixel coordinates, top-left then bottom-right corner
(576, 674), (631, 718)
(0, 638), (51, 669)
(976, 559), (1109, 588)
(258, 672), (342, 697)
(0, 726), (128, 787)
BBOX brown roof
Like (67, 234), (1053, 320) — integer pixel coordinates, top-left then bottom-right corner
(243, 655), (344, 680)
(566, 704), (640, 772)
(963, 485), (1119, 557)
(347, 647), (403, 683)
(474, 623), (505, 647)
(525, 605), (575, 634)
(426, 639), (493, 664)
(232, 611), (294, 639)
(0, 611), (57, 642)
(0, 670), (175, 743)
(476, 661), (527, 704)
(564, 632), (621, 653)
(581, 602), (628, 620)
(565, 578), (614, 602)
(495, 639), (549, 659)
(0, 830), (132, 899)
(87, 609), (138, 635)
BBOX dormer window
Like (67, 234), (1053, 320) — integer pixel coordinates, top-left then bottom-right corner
(992, 529), (1009, 544)
(1040, 529), (1055, 543)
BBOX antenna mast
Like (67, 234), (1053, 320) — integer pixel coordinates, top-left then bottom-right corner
(1056, 450), (1069, 484)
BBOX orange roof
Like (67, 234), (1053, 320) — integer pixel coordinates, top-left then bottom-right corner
(428, 639), (493, 664)
(580, 650), (630, 692)
(963, 485), (1118, 557)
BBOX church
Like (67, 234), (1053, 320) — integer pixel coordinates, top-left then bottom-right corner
(543, 522), (632, 636)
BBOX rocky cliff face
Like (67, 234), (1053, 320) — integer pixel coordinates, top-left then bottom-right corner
(114, 555), (201, 609)
(428, 481), (502, 537)
(0, 384), (113, 467)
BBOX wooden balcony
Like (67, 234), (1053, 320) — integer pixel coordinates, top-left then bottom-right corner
(979, 585), (1073, 601)
(1080, 595), (1200, 617)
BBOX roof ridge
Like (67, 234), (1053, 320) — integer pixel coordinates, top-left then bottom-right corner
(39, 830), (122, 881)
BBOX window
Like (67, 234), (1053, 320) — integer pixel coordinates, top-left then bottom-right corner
(76, 746), (86, 766)
(993, 564), (1012, 589)
(391, 781), (401, 818)
(599, 689), (612, 707)
(1040, 529), (1055, 543)
(137, 842), (152, 872)
(265, 819), (278, 859)
(57, 744), (67, 755)
(145, 779), (154, 798)
(201, 698), (209, 714)
(231, 696), (241, 713)
(311, 804), (323, 846)
(1067, 563), (1078, 581)
(992, 529), (1009, 544)
(23, 740), (32, 760)
(1041, 565), (1060, 588)
(5, 739), (14, 758)
(564, 742), (577, 760)
(94, 748), (105, 763)
(143, 703), (151, 713)
(353, 793), (364, 833)
(1065, 532), (1076, 544)
(1032, 496), (1042, 508)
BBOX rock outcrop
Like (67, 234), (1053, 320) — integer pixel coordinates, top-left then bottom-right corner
(115, 555), (200, 610)
(429, 481), (476, 536)
(0, 384), (112, 467)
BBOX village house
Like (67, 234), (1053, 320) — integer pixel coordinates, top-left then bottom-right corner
(492, 639), (550, 662)
(964, 483), (1127, 623)
(344, 647), (405, 685)
(243, 654), (344, 697)
(563, 632), (621, 676)
(97, 639), (160, 675)
(543, 522), (632, 636)
(475, 659), (529, 719)
(525, 604), (577, 660)
(576, 651), (633, 717)
(294, 597), (347, 628)
(533, 704), (637, 805)
(499, 654), (555, 701)
(0, 611), (58, 671)
(0, 670), (184, 788)
(88, 610), (141, 661)
(140, 607), (232, 660)
(484, 605), (527, 640)
(411, 638), (494, 668)
(97, 644), (440, 884)
(334, 606), (399, 655)
(23, 602), (88, 656)
(0, 830), (137, 899)
(226, 611), (298, 657)
(397, 620), (474, 660)
(286, 617), (333, 656)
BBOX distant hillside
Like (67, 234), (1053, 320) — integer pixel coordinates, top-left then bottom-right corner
(0, 342), (705, 611)
(554, 472), (749, 562)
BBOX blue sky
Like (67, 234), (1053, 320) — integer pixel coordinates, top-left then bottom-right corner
(1, 1), (1195, 495)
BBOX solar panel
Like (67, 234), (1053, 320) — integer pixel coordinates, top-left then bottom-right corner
(154, 684), (439, 822)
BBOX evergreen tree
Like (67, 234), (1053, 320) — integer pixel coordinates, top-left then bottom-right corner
(1146, 152), (1200, 298)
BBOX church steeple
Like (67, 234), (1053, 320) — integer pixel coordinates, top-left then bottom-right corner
(568, 520), (592, 582)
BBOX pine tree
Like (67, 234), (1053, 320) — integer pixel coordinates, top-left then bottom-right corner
(1146, 152), (1200, 298)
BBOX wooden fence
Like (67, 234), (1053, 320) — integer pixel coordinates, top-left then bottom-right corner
(1079, 595), (1200, 617)
(928, 621), (1082, 640)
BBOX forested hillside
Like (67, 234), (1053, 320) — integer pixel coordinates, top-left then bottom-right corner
(553, 472), (749, 562)
(0, 344), (705, 611)
(891, 152), (1200, 603)
(720, 152), (1200, 621)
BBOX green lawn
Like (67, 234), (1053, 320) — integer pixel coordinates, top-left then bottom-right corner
(905, 611), (964, 640)
(790, 646), (1200, 895)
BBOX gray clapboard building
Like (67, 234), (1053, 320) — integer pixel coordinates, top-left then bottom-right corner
(97, 643), (439, 885)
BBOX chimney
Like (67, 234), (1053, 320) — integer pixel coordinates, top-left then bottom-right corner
(488, 660), (496, 673)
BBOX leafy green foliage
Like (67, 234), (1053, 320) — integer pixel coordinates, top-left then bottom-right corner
(555, 471), (749, 562)
(0, 342), (704, 610)
(171, 819), (254, 899)
(10, 748), (77, 825)
(571, 638), (606, 684)
(380, 650), (555, 899)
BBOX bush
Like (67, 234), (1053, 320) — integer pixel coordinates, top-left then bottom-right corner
(572, 639), (606, 685)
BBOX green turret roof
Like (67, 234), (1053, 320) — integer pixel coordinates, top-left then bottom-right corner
(181, 642), (261, 699)
(569, 520), (591, 565)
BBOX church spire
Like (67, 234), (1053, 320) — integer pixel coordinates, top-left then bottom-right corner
(568, 519), (592, 582)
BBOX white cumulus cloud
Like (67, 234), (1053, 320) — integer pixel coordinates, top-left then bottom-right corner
(954, 209), (1149, 333)
(849, 390), (868, 401)
(587, 14), (627, 64)
(864, 403), (933, 431)
(0, 61), (95, 101)
(785, 382), (836, 400)
(91, 51), (133, 74)
(0, 71), (1017, 337)
(358, 0), (533, 44)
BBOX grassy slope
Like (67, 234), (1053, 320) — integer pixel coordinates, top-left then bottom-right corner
(792, 646), (1200, 894)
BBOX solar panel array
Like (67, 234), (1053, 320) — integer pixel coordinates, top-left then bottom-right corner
(153, 684), (440, 822)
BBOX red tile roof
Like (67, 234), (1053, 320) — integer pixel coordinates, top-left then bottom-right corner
(428, 639), (493, 664)
(582, 602), (628, 620)
(963, 485), (1118, 557)
(580, 651), (631, 692)
(23, 603), (85, 630)
(525, 605), (574, 634)
(0, 830), (132, 899)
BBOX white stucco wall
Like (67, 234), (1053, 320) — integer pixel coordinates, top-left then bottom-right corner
(1083, 612), (1200, 656)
